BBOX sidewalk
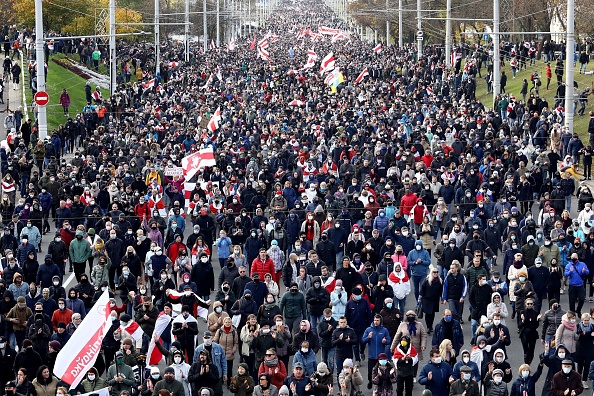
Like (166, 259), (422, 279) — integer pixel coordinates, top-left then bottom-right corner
(0, 54), (26, 137)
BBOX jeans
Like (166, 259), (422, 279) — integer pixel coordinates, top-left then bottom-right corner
(396, 297), (407, 315)
(448, 299), (464, 321)
(308, 314), (323, 336)
(569, 284), (586, 314)
(9, 330), (25, 351)
(565, 195), (572, 211)
(580, 63), (587, 73)
(322, 347), (336, 373)
(354, 330), (365, 361)
(471, 319), (479, 338)
(19, 177), (28, 197)
(411, 275), (424, 300)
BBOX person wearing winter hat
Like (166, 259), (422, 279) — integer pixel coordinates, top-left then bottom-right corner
(106, 350), (135, 396)
(337, 359), (363, 396)
(371, 352), (397, 395)
(309, 362), (332, 396)
(170, 350), (191, 396)
(79, 367), (108, 393)
(330, 279), (348, 321)
(153, 366), (185, 396)
(13, 338), (43, 381)
(278, 385), (290, 396)
(229, 362), (254, 396)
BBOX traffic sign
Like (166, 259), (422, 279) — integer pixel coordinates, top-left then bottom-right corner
(483, 33), (490, 41)
(417, 30), (424, 38)
(34, 91), (50, 106)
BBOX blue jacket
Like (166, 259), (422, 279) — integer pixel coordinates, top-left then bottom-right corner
(509, 365), (542, 396)
(215, 236), (233, 259)
(362, 323), (391, 359)
(194, 342), (227, 377)
(39, 192), (53, 212)
(564, 260), (589, 287)
(452, 352), (480, 382)
(418, 361), (453, 396)
(283, 218), (301, 245)
(292, 350), (318, 376)
(345, 298), (372, 333)
(396, 234), (416, 256)
(432, 318), (465, 355)
(373, 210), (389, 234)
(407, 241), (431, 277)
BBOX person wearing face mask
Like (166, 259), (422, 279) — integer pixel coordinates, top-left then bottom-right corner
(483, 349), (513, 386)
(345, 287), (372, 362)
(450, 365), (480, 396)
(538, 235), (561, 269)
(541, 299), (566, 351)
(431, 309), (464, 357)
(565, 254), (589, 315)
(525, 257), (549, 313)
(193, 331), (227, 395)
(292, 340), (317, 377)
(90, 255), (112, 290)
(65, 288), (86, 319)
(418, 348), (453, 396)
(107, 351), (135, 396)
(305, 277), (330, 335)
(28, 312), (51, 356)
(452, 350), (480, 383)
(551, 360), (583, 396)
(152, 269), (176, 311)
(556, 312), (580, 356)
(68, 229), (92, 283)
(208, 301), (230, 335)
(78, 367), (108, 393)
(169, 350), (192, 396)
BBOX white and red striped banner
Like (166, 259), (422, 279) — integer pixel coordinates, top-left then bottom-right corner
(121, 320), (144, 341)
(146, 312), (172, 365)
(258, 47), (270, 61)
(207, 107), (221, 132)
(319, 52), (335, 74)
(319, 26), (340, 35)
(182, 148), (216, 181)
(54, 289), (112, 388)
(355, 67), (369, 83)
(373, 43), (383, 54)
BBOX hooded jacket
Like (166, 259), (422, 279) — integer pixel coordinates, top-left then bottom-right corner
(418, 359), (453, 396)
(292, 320), (320, 353)
(388, 268), (411, 300)
(362, 319), (391, 359)
(407, 240), (431, 277)
(305, 277), (330, 316)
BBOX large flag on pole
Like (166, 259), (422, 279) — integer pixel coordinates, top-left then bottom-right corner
(53, 289), (112, 388)
(182, 148), (217, 181)
(146, 312), (172, 365)
(207, 107), (221, 132)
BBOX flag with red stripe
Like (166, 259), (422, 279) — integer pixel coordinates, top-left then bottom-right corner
(373, 43), (382, 54)
(355, 67), (369, 83)
(146, 312), (171, 365)
(207, 107), (221, 132)
(319, 52), (335, 74)
(182, 148), (217, 181)
(121, 320), (144, 341)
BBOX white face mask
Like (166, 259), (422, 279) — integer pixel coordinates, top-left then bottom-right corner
(558, 352), (566, 359)
(301, 348), (309, 353)
(174, 357), (182, 364)
(493, 320), (501, 326)
(402, 231), (409, 236)
(201, 257), (208, 263)
(87, 375), (96, 381)
(433, 357), (442, 364)
(562, 367), (571, 374)
(495, 357), (504, 363)
(276, 321), (283, 327)
(462, 357), (469, 364)
(493, 376), (502, 384)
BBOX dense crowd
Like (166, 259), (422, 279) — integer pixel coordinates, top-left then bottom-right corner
(2, 1), (594, 396)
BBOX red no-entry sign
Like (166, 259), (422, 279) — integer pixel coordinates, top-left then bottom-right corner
(34, 91), (50, 106)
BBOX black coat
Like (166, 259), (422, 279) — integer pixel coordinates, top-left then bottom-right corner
(420, 278), (443, 314)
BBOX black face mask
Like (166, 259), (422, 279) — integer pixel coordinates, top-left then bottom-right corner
(244, 295), (252, 300)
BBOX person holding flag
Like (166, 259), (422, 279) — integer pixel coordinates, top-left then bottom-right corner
(106, 351), (135, 396)
(171, 305), (199, 364)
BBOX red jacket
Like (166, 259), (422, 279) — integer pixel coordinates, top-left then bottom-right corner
(51, 307), (74, 331)
(400, 193), (418, 215)
(251, 256), (275, 279)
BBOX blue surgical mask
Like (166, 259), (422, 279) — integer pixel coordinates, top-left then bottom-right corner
(444, 315), (452, 322)
(386, 303), (393, 309)
(379, 359), (387, 366)
(354, 295), (361, 301)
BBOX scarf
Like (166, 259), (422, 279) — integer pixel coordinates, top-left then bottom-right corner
(224, 325), (232, 334)
(407, 321), (417, 336)
(513, 260), (523, 269)
(581, 322), (592, 333)
(264, 358), (279, 367)
(562, 319), (576, 331)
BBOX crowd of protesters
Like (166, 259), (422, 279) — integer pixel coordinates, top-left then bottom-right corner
(1, 1), (594, 396)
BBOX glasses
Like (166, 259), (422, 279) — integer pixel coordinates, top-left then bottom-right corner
(525, 303), (534, 306)
(432, 271), (438, 273)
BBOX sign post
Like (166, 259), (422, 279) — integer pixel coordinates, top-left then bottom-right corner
(34, 91), (50, 107)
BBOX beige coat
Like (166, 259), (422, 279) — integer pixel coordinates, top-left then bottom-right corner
(207, 301), (229, 334)
(213, 326), (238, 361)
(555, 318), (579, 353)
(507, 265), (527, 302)
(390, 311), (428, 360)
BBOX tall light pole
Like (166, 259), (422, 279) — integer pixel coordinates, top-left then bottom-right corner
(216, 0), (220, 46)
(492, 0), (500, 103)
(386, 0), (389, 46)
(564, 0), (575, 134)
(185, 0), (190, 62)
(203, 0), (207, 51)
(155, 0), (160, 75)
(445, 0), (451, 67)
(34, 0), (47, 139)
(416, 0), (422, 58)
(398, 0), (402, 48)
(109, 0), (116, 93)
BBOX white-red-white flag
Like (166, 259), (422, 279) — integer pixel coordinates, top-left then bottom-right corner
(207, 107), (221, 132)
(355, 67), (369, 83)
(146, 312), (172, 365)
(258, 38), (269, 49)
(227, 38), (236, 51)
(319, 26), (340, 35)
(426, 85), (434, 95)
(373, 43), (383, 53)
(210, 40), (216, 50)
(142, 78), (156, 91)
(319, 52), (335, 74)
(182, 148), (217, 181)
(258, 47), (270, 61)
(53, 289), (112, 388)
(120, 320), (144, 341)
(289, 99), (305, 106)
